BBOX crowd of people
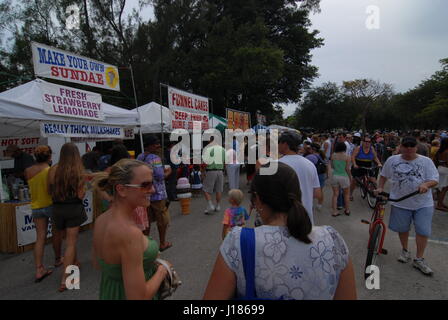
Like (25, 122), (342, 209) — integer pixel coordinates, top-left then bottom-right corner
(7, 126), (447, 300)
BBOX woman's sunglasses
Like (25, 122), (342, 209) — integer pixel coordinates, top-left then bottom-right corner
(124, 181), (154, 191)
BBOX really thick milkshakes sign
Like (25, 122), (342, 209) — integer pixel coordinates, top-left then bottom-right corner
(31, 42), (120, 92)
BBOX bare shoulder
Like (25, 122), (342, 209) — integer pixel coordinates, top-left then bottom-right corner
(94, 212), (143, 259)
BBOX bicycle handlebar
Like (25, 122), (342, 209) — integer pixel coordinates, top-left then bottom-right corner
(377, 190), (420, 202)
(357, 166), (379, 170)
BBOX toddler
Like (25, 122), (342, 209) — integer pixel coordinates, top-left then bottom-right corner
(222, 189), (249, 239)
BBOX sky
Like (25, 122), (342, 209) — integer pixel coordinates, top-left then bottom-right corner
(128, 0), (448, 118)
(279, 0), (448, 117)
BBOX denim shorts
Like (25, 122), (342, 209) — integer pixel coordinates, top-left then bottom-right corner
(388, 206), (433, 237)
(318, 173), (326, 188)
(31, 206), (53, 220)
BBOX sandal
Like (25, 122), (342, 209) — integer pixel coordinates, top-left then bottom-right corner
(159, 242), (173, 252)
(332, 212), (341, 217)
(58, 282), (67, 293)
(436, 206), (448, 212)
(35, 266), (53, 283)
(344, 210), (351, 216)
(54, 257), (64, 268)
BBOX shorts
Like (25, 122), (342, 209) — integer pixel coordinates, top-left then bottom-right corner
(330, 175), (350, 189)
(148, 199), (170, 229)
(203, 170), (224, 194)
(52, 201), (88, 230)
(352, 166), (377, 178)
(389, 206), (433, 237)
(318, 173), (326, 188)
(31, 206), (53, 220)
(437, 165), (448, 189)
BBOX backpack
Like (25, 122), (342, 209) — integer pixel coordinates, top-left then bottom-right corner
(315, 155), (327, 174)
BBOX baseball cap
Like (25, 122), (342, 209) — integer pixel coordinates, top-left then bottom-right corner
(401, 136), (417, 147)
(354, 132), (361, 137)
(144, 135), (160, 147)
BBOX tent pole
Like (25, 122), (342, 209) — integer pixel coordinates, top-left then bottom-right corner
(130, 64), (144, 155)
(159, 83), (164, 158)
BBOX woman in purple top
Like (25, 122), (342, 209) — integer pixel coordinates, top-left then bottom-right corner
(305, 143), (327, 210)
(137, 135), (173, 251)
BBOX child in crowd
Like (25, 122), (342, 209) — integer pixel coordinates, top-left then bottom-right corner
(190, 165), (203, 197)
(222, 189), (249, 239)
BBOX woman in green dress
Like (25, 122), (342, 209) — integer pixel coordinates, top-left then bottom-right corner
(92, 159), (170, 300)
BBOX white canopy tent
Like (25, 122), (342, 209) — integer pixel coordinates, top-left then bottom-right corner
(268, 124), (300, 134)
(134, 102), (171, 133)
(0, 79), (140, 165)
(0, 79), (140, 137)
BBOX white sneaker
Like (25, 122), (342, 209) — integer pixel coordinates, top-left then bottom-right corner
(413, 258), (434, 276)
(215, 204), (221, 211)
(397, 249), (411, 263)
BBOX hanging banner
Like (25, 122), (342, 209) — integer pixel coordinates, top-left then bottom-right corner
(38, 81), (104, 121)
(0, 137), (46, 160)
(167, 86), (209, 131)
(40, 122), (125, 139)
(226, 108), (251, 131)
(31, 42), (120, 92)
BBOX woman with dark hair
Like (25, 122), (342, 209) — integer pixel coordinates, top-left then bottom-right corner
(435, 138), (448, 211)
(25, 145), (63, 282)
(330, 142), (352, 216)
(48, 143), (87, 292)
(305, 143), (327, 210)
(110, 144), (130, 167)
(203, 162), (356, 300)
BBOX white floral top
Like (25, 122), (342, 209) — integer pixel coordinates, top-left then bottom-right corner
(220, 225), (349, 300)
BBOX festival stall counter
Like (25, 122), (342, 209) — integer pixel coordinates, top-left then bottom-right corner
(0, 79), (139, 254)
(0, 198), (99, 254)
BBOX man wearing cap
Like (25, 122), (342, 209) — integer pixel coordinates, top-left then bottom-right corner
(376, 136), (439, 276)
(5, 144), (35, 179)
(137, 135), (173, 251)
(278, 131), (321, 224)
(202, 136), (226, 214)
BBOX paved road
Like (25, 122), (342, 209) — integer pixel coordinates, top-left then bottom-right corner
(1, 174), (447, 300)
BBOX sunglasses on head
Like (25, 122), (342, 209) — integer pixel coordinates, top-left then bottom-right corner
(124, 181), (153, 190)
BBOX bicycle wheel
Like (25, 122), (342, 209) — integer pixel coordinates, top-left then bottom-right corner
(367, 181), (377, 209)
(360, 182), (367, 199)
(364, 224), (383, 280)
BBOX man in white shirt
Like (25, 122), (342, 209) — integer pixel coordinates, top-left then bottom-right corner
(321, 134), (332, 161)
(377, 136), (438, 276)
(278, 132), (321, 225)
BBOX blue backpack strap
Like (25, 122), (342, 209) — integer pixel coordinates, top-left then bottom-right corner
(240, 228), (256, 299)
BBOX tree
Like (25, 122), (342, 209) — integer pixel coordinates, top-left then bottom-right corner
(294, 82), (355, 130)
(342, 79), (393, 133)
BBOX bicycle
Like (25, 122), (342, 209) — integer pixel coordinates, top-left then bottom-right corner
(361, 190), (420, 279)
(353, 166), (379, 209)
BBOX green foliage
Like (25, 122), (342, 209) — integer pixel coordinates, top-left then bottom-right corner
(0, 0), (323, 121)
(294, 58), (448, 131)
